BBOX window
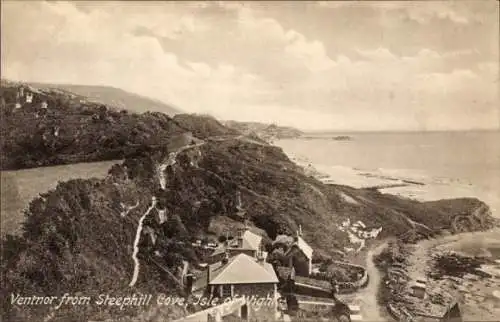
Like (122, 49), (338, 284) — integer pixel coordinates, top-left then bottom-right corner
(221, 284), (232, 298)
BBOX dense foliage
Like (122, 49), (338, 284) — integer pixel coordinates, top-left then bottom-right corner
(1, 82), (497, 321)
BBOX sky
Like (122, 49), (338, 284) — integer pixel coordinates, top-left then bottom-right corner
(2, 1), (499, 131)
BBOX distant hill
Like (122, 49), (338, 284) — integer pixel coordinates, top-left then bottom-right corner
(27, 82), (181, 115)
(223, 120), (303, 141)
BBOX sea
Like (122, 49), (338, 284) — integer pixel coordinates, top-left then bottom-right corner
(277, 130), (500, 319)
(276, 130), (500, 216)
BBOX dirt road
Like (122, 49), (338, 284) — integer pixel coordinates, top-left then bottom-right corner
(338, 241), (393, 321)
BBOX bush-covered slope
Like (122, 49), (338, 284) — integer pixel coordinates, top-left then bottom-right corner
(1, 80), (497, 321)
(0, 81), (237, 170)
(1, 130), (496, 321)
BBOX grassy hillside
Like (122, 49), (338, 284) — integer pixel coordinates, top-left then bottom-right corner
(1, 160), (118, 236)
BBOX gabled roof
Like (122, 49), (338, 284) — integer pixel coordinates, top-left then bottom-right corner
(228, 229), (262, 250)
(288, 236), (313, 260)
(209, 253), (278, 285)
(210, 246), (226, 257)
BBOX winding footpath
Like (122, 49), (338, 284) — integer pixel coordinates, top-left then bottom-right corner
(338, 241), (391, 321)
(128, 137), (231, 287)
(129, 196), (157, 287)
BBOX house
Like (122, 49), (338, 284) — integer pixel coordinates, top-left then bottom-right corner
(189, 252), (279, 321)
(206, 252), (278, 299)
(209, 224), (265, 263)
(26, 92), (33, 103)
(410, 277), (427, 299)
(285, 226), (313, 276)
(204, 252), (279, 321)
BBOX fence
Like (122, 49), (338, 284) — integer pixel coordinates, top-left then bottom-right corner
(308, 260), (369, 294)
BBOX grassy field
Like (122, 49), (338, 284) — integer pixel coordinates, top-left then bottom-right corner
(0, 160), (118, 235)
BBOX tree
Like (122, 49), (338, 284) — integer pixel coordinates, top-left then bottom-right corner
(267, 248), (286, 266)
(98, 105), (107, 120)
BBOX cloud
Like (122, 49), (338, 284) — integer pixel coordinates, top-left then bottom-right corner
(357, 47), (397, 61)
(1, 1), (498, 131)
(317, 1), (470, 24)
(1, 1), (271, 115)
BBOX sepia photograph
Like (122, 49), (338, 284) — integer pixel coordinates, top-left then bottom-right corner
(0, 1), (499, 321)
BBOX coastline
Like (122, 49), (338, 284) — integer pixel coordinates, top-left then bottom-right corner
(276, 139), (500, 320)
(276, 141), (499, 218)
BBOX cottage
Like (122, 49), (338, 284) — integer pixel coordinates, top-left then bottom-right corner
(206, 253), (278, 304)
(41, 101), (48, 109)
(285, 226), (313, 276)
(209, 224), (264, 263)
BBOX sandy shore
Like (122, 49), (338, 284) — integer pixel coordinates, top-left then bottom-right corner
(283, 149), (499, 217)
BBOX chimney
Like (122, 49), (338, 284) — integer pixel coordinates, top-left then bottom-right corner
(294, 229), (300, 243)
(221, 251), (229, 265)
(224, 231), (230, 247)
(298, 225), (302, 237)
(256, 249), (265, 264)
(185, 273), (194, 295)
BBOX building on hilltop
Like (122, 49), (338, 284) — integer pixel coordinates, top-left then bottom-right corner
(25, 92), (33, 104)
